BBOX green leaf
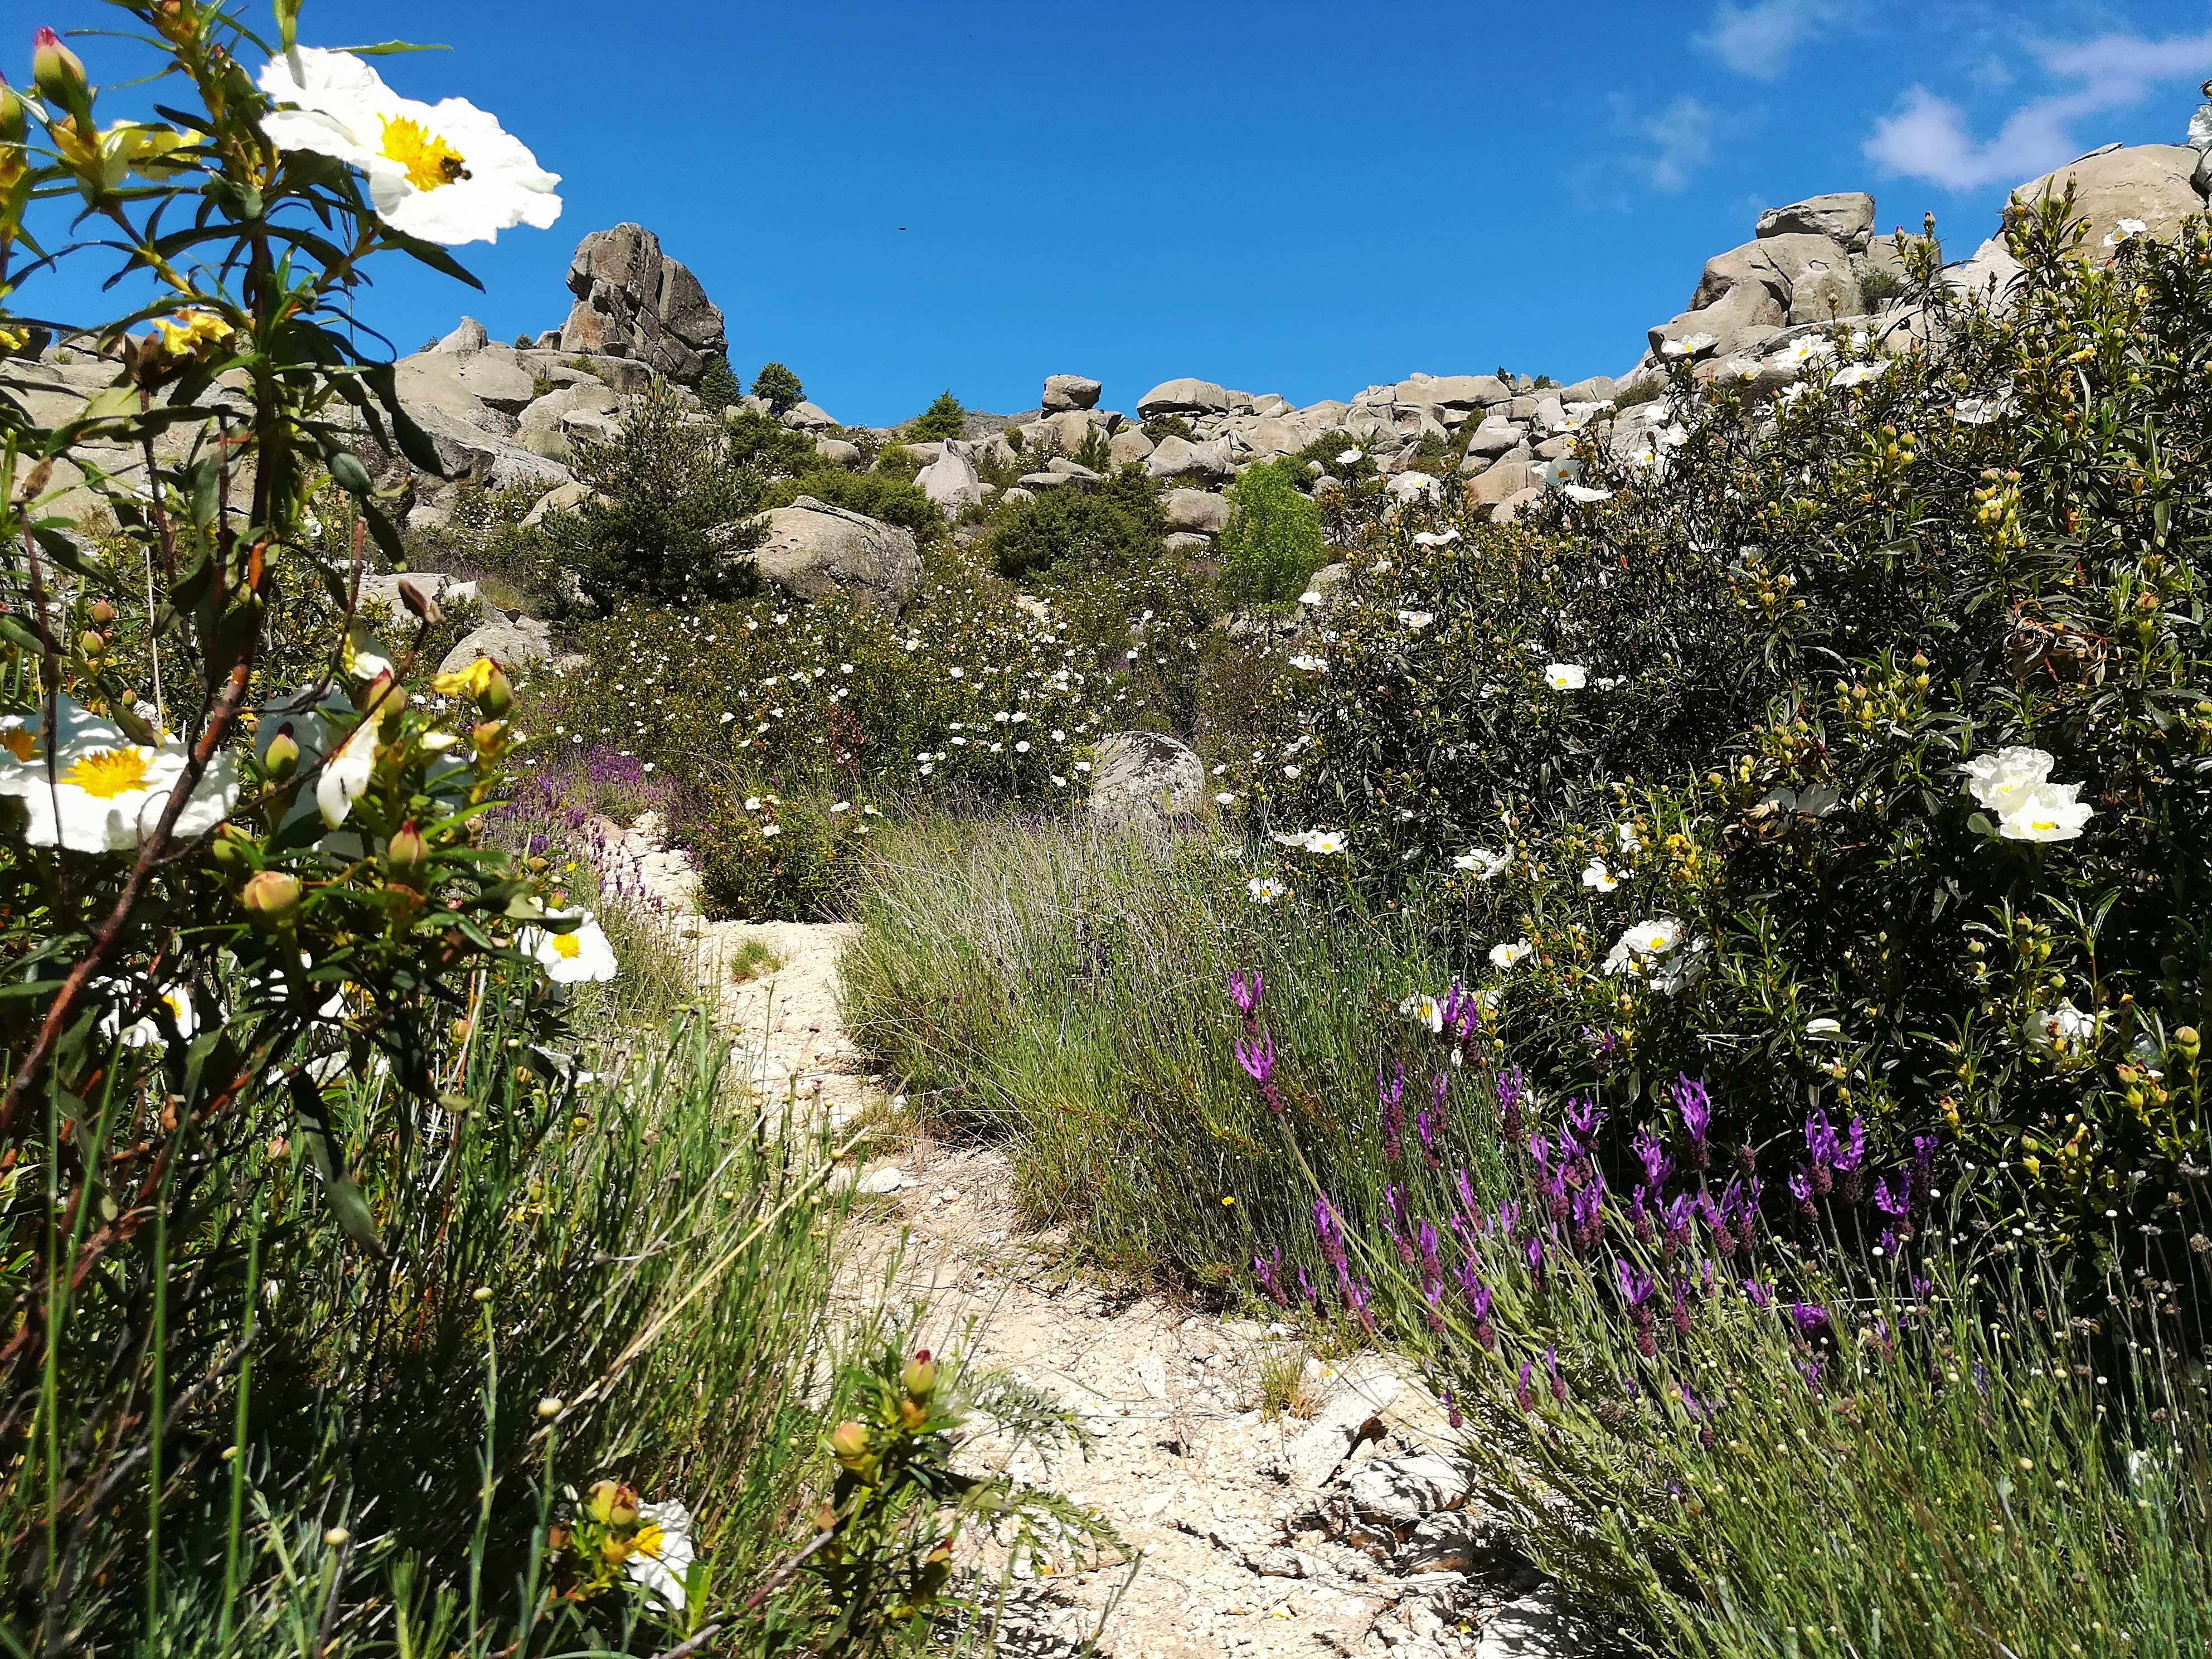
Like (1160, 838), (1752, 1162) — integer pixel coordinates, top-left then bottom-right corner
(289, 1068), (386, 1256)
(336, 40), (452, 55)
(324, 449), (375, 497)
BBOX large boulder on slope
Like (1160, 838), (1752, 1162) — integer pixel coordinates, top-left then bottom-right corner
(1086, 731), (1205, 825)
(2009, 145), (2207, 258)
(753, 497), (920, 615)
(1757, 192), (1875, 246)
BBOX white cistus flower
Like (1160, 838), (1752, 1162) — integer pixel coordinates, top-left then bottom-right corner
(1544, 663), (1588, 691)
(1400, 991), (1444, 1034)
(1489, 939), (1533, 970)
(1804, 1017), (1843, 1040)
(520, 911), (619, 983)
(1455, 847), (1508, 880)
(1998, 782), (2093, 842)
(2023, 1000), (2096, 1056)
(1246, 875), (1290, 904)
(1962, 746), (2054, 812)
(623, 1500), (696, 1612)
(0, 696), (240, 852)
(1580, 858), (1623, 892)
(258, 47), (562, 245)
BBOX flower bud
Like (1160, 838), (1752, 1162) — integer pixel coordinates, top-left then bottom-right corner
(323, 1527), (348, 1548)
(898, 1396), (928, 1431)
(263, 725), (300, 780)
(811, 1501), (837, 1534)
(396, 577), (442, 624)
(472, 720), (507, 756)
(86, 599), (114, 624)
(2177, 1026), (2201, 1058)
(77, 630), (104, 656)
(0, 74), (26, 146)
(32, 30), (89, 120)
(210, 822), (249, 869)
(479, 661), (512, 719)
(830, 1420), (872, 1469)
(901, 1349), (938, 1402)
(535, 1396), (562, 1419)
(239, 869), (300, 925)
(386, 818), (428, 884)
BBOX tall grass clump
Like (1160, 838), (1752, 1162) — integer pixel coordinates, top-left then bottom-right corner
(842, 816), (1501, 1285)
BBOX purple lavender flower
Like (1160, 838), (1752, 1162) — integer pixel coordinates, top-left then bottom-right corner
(1735, 1140), (1758, 1179)
(1379, 1060), (1408, 1160)
(1527, 1133), (1551, 1177)
(1660, 1194), (1693, 1258)
(1546, 1345), (1567, 1402)
(1633, 1127), (1671, 1190)
(1515, 1359), (1537, 1412)
(1571, 1182), (1604, 1251)
(1790, 1165), (1821, 1222)
(1422, 1279), (1447, 1335)
(1566, 1094), (1604, 1139)
(1254, 1249), (1287, 1307)
(1524, 1231), (1546, 1282)
(1236, 1030), (1287, 1117)
(1672, 1076), (1713, 1170)
(1496, 1200), (1521, 1238)
(1418, 1220), (1443, 1290)
(1497, 1066), (1526, 1142)
(1669, 1282), (1692, 1336)
(1417, 1108), (1441, 1169)
(1629, 1185), (1655, 1244)
(1455, 1167), (1479, 1215)
(1912, 1134), (1938, 1207)
(1442, 1386), (1462, 1430)
(1803, 1108), (1839, 1194)
(1616, 1258), (1655, 1306)
(1743, 1278), (1773, 1308)
(1297, 1266), (1322, 1311)
(1791, 1300), (1832, 1342)
(1228, 968), (1264, 1018)
(1385, 1181), (1409, 1234)
(1313, 1199), (1349, 1270)
(1910, 1272), (1932, 1300)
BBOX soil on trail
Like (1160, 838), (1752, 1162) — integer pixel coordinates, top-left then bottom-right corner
(614, 817), (1566, 1659)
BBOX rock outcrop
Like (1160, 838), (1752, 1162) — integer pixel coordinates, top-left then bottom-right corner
(753, 496), (921, 615)
(1086, 731), (1206, 824)
(557, 224), (727, 386)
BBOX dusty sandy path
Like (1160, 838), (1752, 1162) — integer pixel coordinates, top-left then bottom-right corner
(607, 817), (1590, 1659)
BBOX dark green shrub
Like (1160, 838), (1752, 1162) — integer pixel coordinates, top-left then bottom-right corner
(540, 384), (768, 611)
(988, 465), (1168, 582)
(722, 404), (821, 477)
(1142, 413), (1196, 444)
(750, 360), (804, 415)
(696, 353), (744, 408)
(1217, 458), (1327, 605)
(905, 390), (967, 443)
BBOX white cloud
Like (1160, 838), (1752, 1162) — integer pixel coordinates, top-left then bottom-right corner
(1866, 30), (2212, 190)
(1699, 0), (1841, 79)
(1641, 98), (1719, 192)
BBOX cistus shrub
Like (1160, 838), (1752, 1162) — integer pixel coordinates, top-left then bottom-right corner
(988, 463), (1171, 582)
(537, 576), (1134, 916)
(1217, 458), (1328, 605)
(1235, 198), (2212, 1298)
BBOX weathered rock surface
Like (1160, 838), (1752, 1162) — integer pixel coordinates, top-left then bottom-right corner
(1137, 377), (1233, 417)
(1144, 434), (1236, 482)
(557, 223), (726, 386)
(1086, 731), (1205, 823)
(754, 496), (921, 615)
(438, 614), (566, 678)
(1041, 373), (1102, 411)
(1164, 487), (1232, 535)
(2011, 144), (2207, 256)
(1757, 191), (1875, 245)
(915, 440), (984, 516)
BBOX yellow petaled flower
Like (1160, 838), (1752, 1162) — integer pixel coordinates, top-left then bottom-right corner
(433, 656), (499, 698)
(152, 309), (234, 361)
(0, 326), (27, 355)
(256, 47), (561, 245)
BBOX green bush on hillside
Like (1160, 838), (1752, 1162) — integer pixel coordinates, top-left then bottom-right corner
(988, 465), (1169, 582)
(541, 383), (767, 611)
(750, 360), (805, 414)
(905, 390), (967, 442)
(697, 352), (744, 408)
(1217, 458), (1328, 605)
(761, 465), (946, 548)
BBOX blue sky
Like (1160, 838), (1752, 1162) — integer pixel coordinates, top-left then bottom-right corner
(32, 1), (2212, 425)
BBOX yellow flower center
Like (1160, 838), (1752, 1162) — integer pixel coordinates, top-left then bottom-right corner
(62, 747), (152, 799)
(379, 117), (469, 192)
(631, 1522), (666, 1559)
(552, 933), (583, 959)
